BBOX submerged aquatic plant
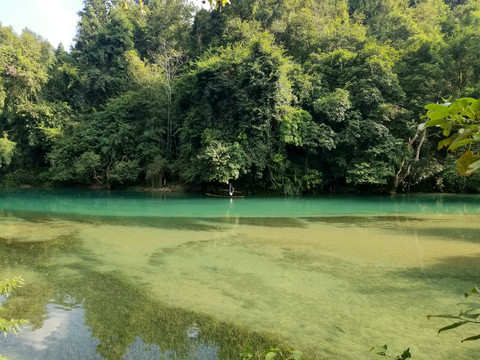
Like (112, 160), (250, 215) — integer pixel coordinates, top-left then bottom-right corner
(427, 285), (480, 342)
(240, 345), (303, 360)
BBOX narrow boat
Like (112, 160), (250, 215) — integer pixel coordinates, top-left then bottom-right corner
(205, 192), (245, 198)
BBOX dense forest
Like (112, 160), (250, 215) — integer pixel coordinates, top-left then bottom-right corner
(1, 0), (480, 194)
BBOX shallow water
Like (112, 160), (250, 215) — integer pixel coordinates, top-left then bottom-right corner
(0, 190), (480, 359)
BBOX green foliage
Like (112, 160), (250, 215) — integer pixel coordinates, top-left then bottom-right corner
(241, 345), (303, 360)
(427, 286), (480, 343)
(397, 36), (446, 111)
(145, 156), (169, 187)
(0, 277), (23, 298)
(141, 0), (194, 57)
(346, 161), (395, 186)
(74, 151), (102, 185)
(0, 277), (28, 337)
(196, 140), (247, 184)
(2, 0), (480, 193)
(108, 159), (140, 186)
(305, 39), (408, 191)
(421, 98), (480, 177)
(279, 109), (314, 147)
(205, 0), (231, 10)
(177, 32), (308, 192)
(370, 344), (411, 360)
(0, 132), (15, 167)
(313, 88), (351, 123)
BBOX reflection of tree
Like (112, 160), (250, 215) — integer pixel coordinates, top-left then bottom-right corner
(72, 271), (165, 359)
(61, 271), (303, 360)
(0, 229), (305, 359)
(0, 228), (80, 269)
(1, 281), (52, 330)
(0, 229), (82, 330)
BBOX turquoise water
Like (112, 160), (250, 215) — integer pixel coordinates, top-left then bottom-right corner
(0, 189), (479, 217)
(0, 190), (480, 360)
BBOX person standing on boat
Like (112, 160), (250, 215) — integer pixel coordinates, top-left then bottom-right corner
(228, 183), (234, 196)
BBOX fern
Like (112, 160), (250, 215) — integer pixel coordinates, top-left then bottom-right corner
(0, 277), (28, 337)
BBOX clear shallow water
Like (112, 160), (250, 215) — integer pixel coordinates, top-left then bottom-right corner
(0, 190), (480, 359)
(0, 189), (479, 217)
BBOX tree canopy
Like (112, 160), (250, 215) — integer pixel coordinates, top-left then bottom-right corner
(2, 0), (480, 194)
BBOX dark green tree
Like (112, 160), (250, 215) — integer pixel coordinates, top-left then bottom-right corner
(72, 0), (135, 108)
(0, 26), (60, 176)
(177, 33), (322, 194)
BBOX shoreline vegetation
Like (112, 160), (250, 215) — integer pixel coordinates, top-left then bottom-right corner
(2, 1), (480, 195)
(2, 182), (480, 197)
(0, 271), (313, 360)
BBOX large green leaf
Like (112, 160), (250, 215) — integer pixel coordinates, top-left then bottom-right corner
(265, 351), (277, 360)
(424, 117), (450, 128)
(437, 134), (458, 150)
(424, 103), (451, 113)
(457, 151), (480, 177)
(469, 160), (480, 174)
(448, 138), (475, 151)
(470, 99), (480, 113)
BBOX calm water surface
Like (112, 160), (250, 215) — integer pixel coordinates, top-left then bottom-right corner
(0, 189), (479, 359)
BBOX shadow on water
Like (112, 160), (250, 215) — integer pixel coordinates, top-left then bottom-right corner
(0, 231), (90, 268)
(302, 215), (428, 226)
(396, 227), (480, 244)
(202, 217), (307, 228)
(2, 212), (225, 231)
(392, 253), (480, 285)
(2, 211), (307, 231)
(305, 215), (480, 245)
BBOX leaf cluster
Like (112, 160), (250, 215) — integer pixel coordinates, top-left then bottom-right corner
(370, 344), (411, 360)
(421, 98), (480, 176)
(241, 345), (303, 360)
(427, 286), (480, 343)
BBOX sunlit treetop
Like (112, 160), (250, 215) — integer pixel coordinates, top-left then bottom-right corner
(202, 0), (231, 10)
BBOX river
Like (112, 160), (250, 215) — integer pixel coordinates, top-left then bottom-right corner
(0, 190), (479, 359)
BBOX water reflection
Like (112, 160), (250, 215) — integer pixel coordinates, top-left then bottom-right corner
(0, 268), (290, 360)
(123, 337), (219, 360)
(1, 303), (101, 360)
